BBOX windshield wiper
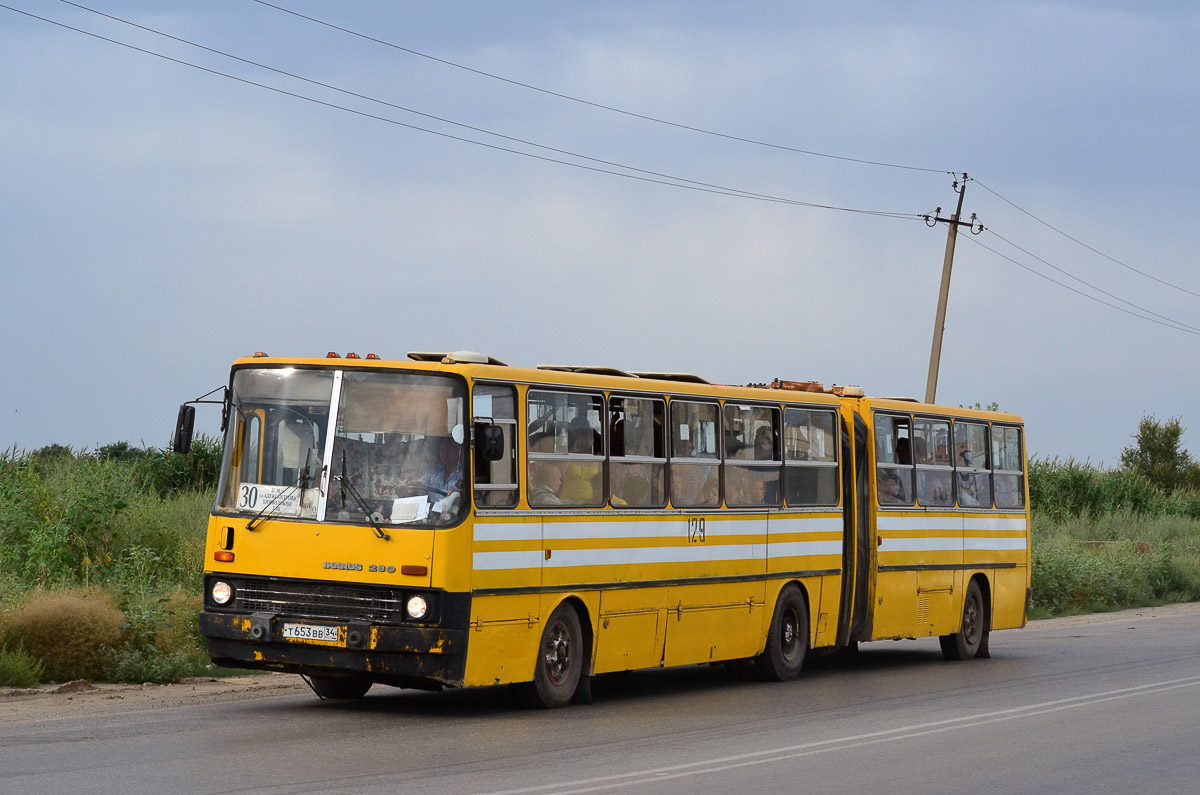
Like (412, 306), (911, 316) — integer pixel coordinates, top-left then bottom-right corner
(246, 482), (300, 531)
(246, 450), (322, 531)
(335, 449), (390, 541)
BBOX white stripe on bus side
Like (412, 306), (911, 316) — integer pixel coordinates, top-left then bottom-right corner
(474, 516), (844, 544)
(471, 517), (846, 571)
(766, 540), (845, 558)
(472, 550), (546, 570)
(877, 515), (1028, 532)
(880, 536), (1028, 553)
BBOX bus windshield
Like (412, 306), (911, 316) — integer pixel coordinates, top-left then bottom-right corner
(216, 367), (467, 527)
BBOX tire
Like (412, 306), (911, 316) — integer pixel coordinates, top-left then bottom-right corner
(307, 675), (372, 700)
(519, 602), (584, 709)
(754, 585), (808, 682)
(940, 579), (988, 661)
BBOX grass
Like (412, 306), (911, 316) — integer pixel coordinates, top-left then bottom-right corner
(1030, 509), (1200, 618)
(1029, 455), (1200, 617)
(0, 440), (222, 685)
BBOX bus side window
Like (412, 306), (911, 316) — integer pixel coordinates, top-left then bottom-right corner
(723, 404), (781, 507)
(954, 421), (991, 508)
(527, 390), (605, 508)
(913, 417), (953, 507)
(991, 424), (1025, 509)
(669, 400), (721, 508)
(472, 384), (518, 508)
(609, 396), (666, 507)
(783, 407), (839, 506)
(874, 413), (913, 506)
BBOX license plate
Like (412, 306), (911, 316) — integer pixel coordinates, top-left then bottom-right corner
(281, 622), (346, 646)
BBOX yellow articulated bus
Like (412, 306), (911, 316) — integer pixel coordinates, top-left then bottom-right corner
(175, 350), (1030, 707)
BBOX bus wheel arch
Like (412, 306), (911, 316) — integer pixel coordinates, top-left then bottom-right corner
(940, 575), (991, 661)
(754, 582), (809, 682)
(515, 597), (591, 708)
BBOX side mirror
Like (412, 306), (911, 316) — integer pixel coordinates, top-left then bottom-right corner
(477, 424), (505, 462)
(174, 404), (196, 455)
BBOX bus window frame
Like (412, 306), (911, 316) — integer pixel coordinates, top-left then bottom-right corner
(722, 402), (783, 508)
(782, 405), (840, 508)
(668, 398), (722, 509)
(608, 393), (667, 508)
(912, 415), (954, 508)
(990, 422), (1026, 510)
(471, 381), (519, 509)
(952, 419), (992, 509)
(874, 411), (914, 508)
(526, 387), (607, 509)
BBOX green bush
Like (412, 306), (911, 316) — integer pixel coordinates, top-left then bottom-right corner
(5, 590), (127, 682)
(0, 646), (45, 688)
(0, 441), (218, 591)
(104, 646), (211, 685)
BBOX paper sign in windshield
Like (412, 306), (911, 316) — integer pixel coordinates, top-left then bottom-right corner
(237, 483), (302, 516)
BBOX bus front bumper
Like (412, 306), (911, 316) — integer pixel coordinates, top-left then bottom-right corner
(199, 610), (468, 688)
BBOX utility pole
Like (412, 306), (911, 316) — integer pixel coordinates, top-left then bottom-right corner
(924, 173), (983, 405)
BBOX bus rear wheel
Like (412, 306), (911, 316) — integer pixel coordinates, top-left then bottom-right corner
(754, 585), (808, 682)
(307, 675), (372, 700)
(517, 602), (584, 709)
(940, 579), (988, 660)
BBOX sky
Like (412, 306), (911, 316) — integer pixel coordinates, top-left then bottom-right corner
(2, 0), (1199, 466)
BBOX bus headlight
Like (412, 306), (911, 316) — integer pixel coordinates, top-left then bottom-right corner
(211, 581), (233, 605)
(406, 595), (428, 620)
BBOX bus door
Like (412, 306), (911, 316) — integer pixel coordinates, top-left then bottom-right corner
(870, 411), (920, 640)
(839, 410), (873, 646)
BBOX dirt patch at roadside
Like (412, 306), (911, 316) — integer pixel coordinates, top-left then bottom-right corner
(5, 602), (1199, 723)
(1023, 601), (1200, 629)
(0, 673), (311, 725)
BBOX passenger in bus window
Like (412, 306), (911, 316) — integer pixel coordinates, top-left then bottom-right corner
(878, 469), (906, 504)
(957, 473), (982, 507)
(751, 426), (781, 504)
(560, 419), (600, 503)
(896, 437), (912, 465)
(918, 471), (952, 506)
(725, 463), (758, 505)
(956, 441), (976, 468)
(529, 461), (565, 506)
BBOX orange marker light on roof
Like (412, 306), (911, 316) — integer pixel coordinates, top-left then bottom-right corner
(253, 351), (268, 357)
(346, 352), (359, 359)
(326, 352), (339, 358)
(365, 353), (379, 360)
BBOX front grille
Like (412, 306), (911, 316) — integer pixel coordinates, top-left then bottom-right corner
(236, 579), (402, 624)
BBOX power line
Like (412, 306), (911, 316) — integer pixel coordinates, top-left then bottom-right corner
(26, 2), (1198, 345)
(962, 234), (1200, 338)
(7, 2), (923, 220)
(250, 0), (951, 175)
(255, 0), (1200, 306)
(984, 228), (1200, 334)
(975, 178), (1200, 299)
(55, 0), (912, 216)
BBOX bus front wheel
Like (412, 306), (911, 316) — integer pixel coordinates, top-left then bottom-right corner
(754, 585), (808, 681)
(307, 675), (372, 700)
(517, 602), (584, 708)
(940, 579), (988, 660)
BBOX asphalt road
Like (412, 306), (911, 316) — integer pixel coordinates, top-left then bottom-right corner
(4, 605), (1200, 794)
